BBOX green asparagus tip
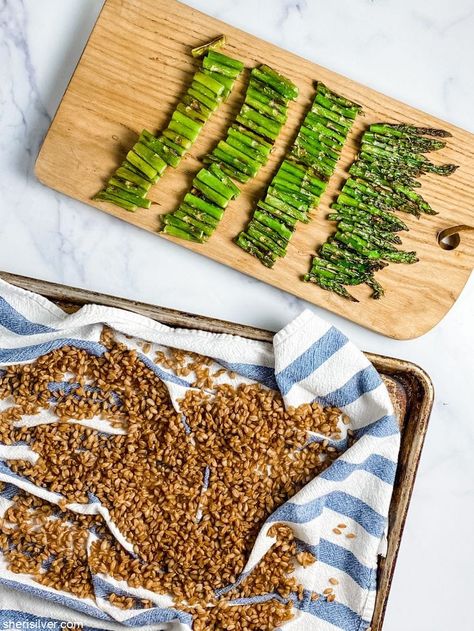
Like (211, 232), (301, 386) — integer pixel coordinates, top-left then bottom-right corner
(191, 35), (226, 58)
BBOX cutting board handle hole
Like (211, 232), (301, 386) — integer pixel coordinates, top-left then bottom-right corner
(437, 225), (474, 250)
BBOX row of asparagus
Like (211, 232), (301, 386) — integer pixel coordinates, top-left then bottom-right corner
(161, 65), (298, 242)
(305, 123), (458, 300)
(235, 83), (362, 267)
(94, 45), (244, 212)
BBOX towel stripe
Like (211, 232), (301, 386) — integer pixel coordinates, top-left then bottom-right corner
(92, 576), (192, 625)
(218, 360), (278, 389)
(0, 297), (55, 336)
(268, 491), (386, 538)
(298, 539), (376, 590)
(276, 327), (348, 395)
(0, 578), (112, 621)
(354, 414), (399, 438)
(315, 366), (381, 408)
(0, 338), (106, 364)
(293, 595), (364, 631)
(320, 454), (397, 485)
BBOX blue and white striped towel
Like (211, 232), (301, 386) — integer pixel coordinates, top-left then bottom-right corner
(0, 278), (400, 631)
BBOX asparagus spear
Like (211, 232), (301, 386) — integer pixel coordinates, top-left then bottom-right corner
(191, 35), (226, 58)
(251, 65), (299, 100)
(246, 222), (287, 257)
(337, 219), (402, 245)
(162, 214), (206, 242)
(251, 219), (290, 249)
(162, 223), (203, 242)
(206, 49), (245, 72)
(184, 193), (224, 221)
(365, 276), (385, 299)
(202, 70), (234, 98)
(192, 176), (230, 208)
(208, 163), (240, 198)
(349, 162), (421, 189)
(245, 93), (288, 124)
(317, 83), (362, 112)
(343, 179), (423, 218)
(372, 123), (452, 138)
(346, 177), (435, 215)
(116, 165), (153, 190)
(162, 129), (193, 150)
(364, 131), (446, 153)
(309, 257), (371, 283)
(212, 147), (257, 176)
(253, 210), (293, 240)
(225, 137), (267, 165)
(335, 231), (418, 263)
(160, 135), (187, 157)
(179, 202), (219, 227)
(270, 181), (315, 208)
(217, 140), (262, 171)
(268, 186), (311, 213)
(249, 77), (289, 105)
(314, 92), (359, 120)
(361, 142), (458, 176)
(321, 241), (388, 271)
(105, 185), (152, 209)
(235, 233), (276, 268)
(173, 209), (214, 237)
(257, 201), (298, 228)
(126, 149), (159, 179)
(94, 191), (137, 212)
(335, 195), (409, 230)
(179, 96), (212, 122)
(304, 272), (358, 302)
(202, 55), (241, 78)
(273, 172), (322, 198)
(108, 176), (149, 197)
(195, 168), (235, 201)
(338, 221), (398, 251)
(228, 125), (272, 156)
(246, 86), (288, 113)
(203, 156), (251, 183)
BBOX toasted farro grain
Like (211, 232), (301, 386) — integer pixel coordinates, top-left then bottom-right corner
(296, 551), (317, 567)
(0, 329), (345, 629)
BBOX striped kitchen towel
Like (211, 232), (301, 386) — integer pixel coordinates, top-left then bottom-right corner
(0, 278), (400, 631)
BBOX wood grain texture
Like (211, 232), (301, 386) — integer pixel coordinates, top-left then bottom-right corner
(34, 0), (474, 339)
(0, 271), (434, 630)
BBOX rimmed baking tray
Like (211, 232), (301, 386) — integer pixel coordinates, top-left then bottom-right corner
(0, 271), (434, 630)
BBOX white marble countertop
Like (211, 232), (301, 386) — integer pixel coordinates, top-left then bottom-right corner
(1, 0), (473, 628)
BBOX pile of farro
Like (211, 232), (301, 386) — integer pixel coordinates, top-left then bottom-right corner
(0, 327), (346, 630)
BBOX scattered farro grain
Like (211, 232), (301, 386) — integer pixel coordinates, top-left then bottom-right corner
(329, 578), (339, 585)
(296, 551), (317, 567)
(337, 523), (347, 529)
(323, 588), (333, 595)
(346, 533), (357, 539)
(327, 593), (336, 602)
(333, 528), (342, 535)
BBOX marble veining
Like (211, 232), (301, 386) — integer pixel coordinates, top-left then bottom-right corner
(0, 1), (473, 629)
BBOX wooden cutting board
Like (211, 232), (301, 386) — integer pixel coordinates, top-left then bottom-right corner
(35, 0), (474, 339)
